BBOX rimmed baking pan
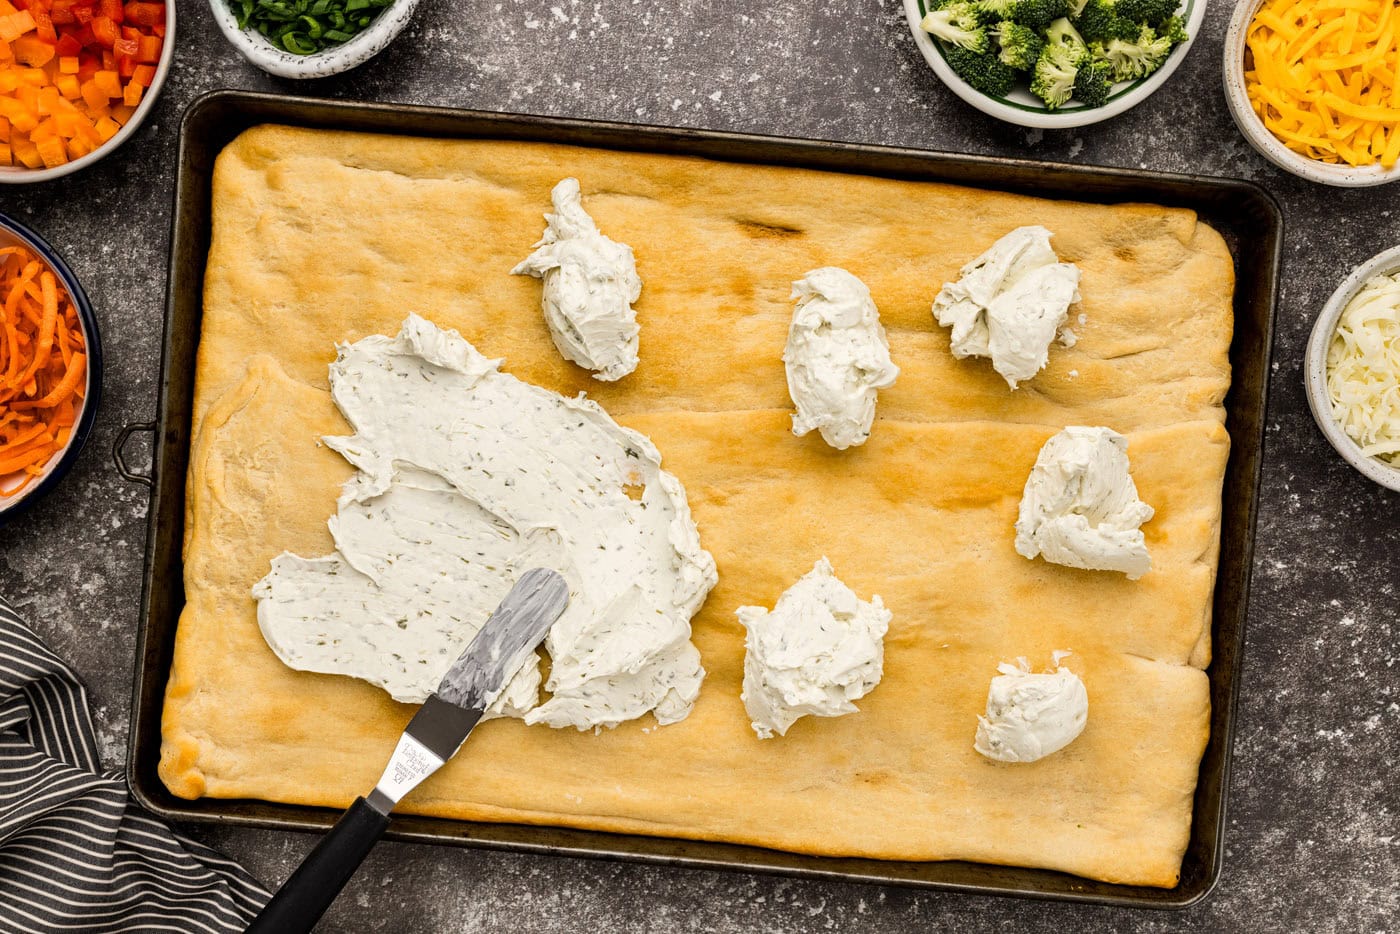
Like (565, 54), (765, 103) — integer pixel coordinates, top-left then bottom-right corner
(127, 89), (1280, 909)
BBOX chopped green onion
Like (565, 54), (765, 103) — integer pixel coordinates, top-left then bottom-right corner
(228, 0), (392, 55)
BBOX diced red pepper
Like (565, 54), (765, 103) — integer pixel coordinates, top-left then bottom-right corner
(32, 8), (54, 41)
(49, 0), (75, 24)
(110, 34), (134, 57)
(97, 0), (120, 23)
(121, 1), (159, 25)
(134, 31), (155, 62)
(54, 30), (78, 55)
(89, 12), (115, 46)
(71, 4), (90, 23)
(115, 51), (132, 76)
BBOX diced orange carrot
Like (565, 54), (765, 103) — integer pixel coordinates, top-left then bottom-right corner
(130, 62), (151, 85)
(0, 11), (36, 43)
(54, 73), (78, 99)
(28, 116), (55, 140)
(92, 113), (116, 140)
(12, 35), (52, 67)
(52, 110), (84, 137)
(120, 77), (139, 107)
(11, 135), (39, 167)
(78, 77), (102, 110)
(0, 37), (11, 61)
(92, 67), (118, 96)
(65, 135), (90, 158)
(17, 67), (46, 86)
(0, 70), (14, 92)
(0, 141), (9, 165)
(0, 115), (8, 141)
(0, 2), (17, 18)
(57, 54), (77, 74)
(33, 133), (63, 167)
(35, 85), (59, 115)
(110, 101), (131, 122)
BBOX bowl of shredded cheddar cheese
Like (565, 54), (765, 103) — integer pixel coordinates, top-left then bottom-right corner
(1225, 0), (1400, 187)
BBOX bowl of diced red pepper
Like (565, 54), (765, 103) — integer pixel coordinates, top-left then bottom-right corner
(0, 0), (172, 181)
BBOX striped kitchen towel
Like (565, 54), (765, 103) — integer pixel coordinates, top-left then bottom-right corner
(0, 594), (269, 933)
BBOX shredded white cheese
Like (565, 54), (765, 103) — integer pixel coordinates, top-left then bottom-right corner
(1327, 272), (1400, 465)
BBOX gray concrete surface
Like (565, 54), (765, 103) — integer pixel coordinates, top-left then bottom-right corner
(1, 0), (1396, 930)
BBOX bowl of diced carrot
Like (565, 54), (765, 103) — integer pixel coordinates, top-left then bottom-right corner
(0, 0), (172, 181)
(1225, 0), (1400, 187)
(0, 212), (100, 523)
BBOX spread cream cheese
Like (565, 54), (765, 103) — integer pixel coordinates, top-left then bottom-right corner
(511, 177), (642, 381)
(737, 557), (891, 739)
(253, 314), (717, 730)
(1014, 426), (1154, 579)
(974, 654), (1088, 763)
(783, 267), (900, 450)
(932, 225), (1081, 388)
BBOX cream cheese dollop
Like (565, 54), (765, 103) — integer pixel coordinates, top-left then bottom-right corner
(783, 267), (900, 450)
(511, 177), (642, 381)
(974, 653), (1088, 764)
(1014, 426), (1155, 579)
(932, 225), (1081, 388)
(737, 557), (891, 739)
(253, 314), (717, 730)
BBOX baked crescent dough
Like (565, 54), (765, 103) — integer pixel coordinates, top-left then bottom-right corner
(160, 125), (1234, 887)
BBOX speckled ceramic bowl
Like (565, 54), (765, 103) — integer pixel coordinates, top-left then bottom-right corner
(1224, 0), (1400, 187)
(0, 214), (103, 526)
(0, 0), (175, 184)
(1305, 244), (1400, 493)
(209, 0), (420, 79)
(903, 0), (1206, 129)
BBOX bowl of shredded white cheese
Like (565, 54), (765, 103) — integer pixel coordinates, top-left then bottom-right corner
(1307, 245), (1400, 492)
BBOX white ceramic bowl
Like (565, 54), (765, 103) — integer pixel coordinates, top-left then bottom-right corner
(903, 0), (1206, 129)
(1305, 244), (1400, 493)
(1223, 0), (1400, 187)
(0, 0), (175, 184)
(209, 0), (420, 79)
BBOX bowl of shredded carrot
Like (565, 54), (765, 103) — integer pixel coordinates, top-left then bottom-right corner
(0, 0), (174, 182)
(1225, 0), (1400, 187)
(0, 212), (100, 522)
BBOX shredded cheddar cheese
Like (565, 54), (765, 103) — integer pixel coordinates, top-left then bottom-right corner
(1245, 0), (1400, 168)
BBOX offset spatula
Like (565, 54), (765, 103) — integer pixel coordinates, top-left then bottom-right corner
(247, 567), (569, 933)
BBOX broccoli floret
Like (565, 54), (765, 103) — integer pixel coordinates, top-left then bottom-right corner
(1160, 13), (1189, 46)
(1030, 42), (1083, 110)
(1045, 16), (1087, 52)
(972, 0), (1022, 25)
(1012, 0), (1070, 30)
(993, 20), (1045, 70)
(1091, 23), (1173, 80)
(1072, 58), (1115, 107)
(1114, 0), (1179, 24)
(1068, 0), (1090, 14)
(945, 44), (1018, 96)
(1074, 0), (1139, 42)
(921, 2), (991, 53)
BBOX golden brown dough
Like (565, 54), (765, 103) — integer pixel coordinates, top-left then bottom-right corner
(161, 126), (1234, 887)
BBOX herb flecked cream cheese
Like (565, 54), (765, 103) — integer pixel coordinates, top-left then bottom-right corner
(511, 177), (643, 382)
(252, 314), (717, 731)
(737, 557), (891, 739)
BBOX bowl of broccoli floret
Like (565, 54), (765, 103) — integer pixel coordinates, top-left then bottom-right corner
(905, 0), (1203, 128)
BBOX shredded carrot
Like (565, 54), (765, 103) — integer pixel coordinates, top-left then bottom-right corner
(0, 242), (85, 497)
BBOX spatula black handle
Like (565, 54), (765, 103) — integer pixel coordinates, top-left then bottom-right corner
(246, 796), (390, 933)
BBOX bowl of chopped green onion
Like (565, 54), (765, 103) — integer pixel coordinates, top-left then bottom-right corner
(903, 0), (1205, 129)
(210, 0), (419, 78)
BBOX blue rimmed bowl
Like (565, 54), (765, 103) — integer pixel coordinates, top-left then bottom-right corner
(0, 214), (102, 526)
(903, 0), (1207, 129)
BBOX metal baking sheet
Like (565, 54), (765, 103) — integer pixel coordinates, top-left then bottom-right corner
(127, 89), (1280, 909)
